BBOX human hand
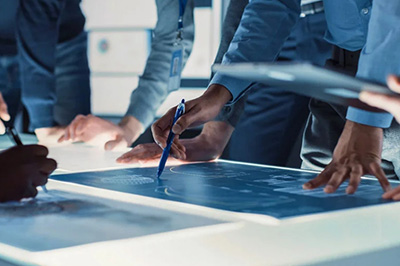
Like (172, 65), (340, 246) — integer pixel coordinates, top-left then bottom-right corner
(58, 115), (143, 150)
(117, 121), (234, 164)
(35, 126), (66, 145)
(152, 84), (232, 158)
(0, 92), (11, 134)
(303, 120), (391, 194)
(360, 75), (400, 122)
(0, 145), (57, 202)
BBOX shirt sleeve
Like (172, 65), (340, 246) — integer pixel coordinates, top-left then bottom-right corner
(209, 0), (301, 102)
(125, 0), (195, 130)
(212, 0), (248, 125)
(346, 0), (400, 128)
(17, 0), (65, 130)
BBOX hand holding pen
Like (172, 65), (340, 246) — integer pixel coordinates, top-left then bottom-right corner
(5, 126), (51, 193)
(156, 99), (185, 178)
(0, 144), (57, 202)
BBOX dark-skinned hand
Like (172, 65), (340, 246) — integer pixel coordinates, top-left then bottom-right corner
(0, 145), (57, 202)
(303, 120), (391, 194)
(152, 84), (232, 159)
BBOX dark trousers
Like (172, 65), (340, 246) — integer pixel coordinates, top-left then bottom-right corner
(229, 12), (332, 166)
(301, 47), (400, 179)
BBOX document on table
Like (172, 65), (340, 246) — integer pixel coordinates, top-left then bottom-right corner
(0, 188), (222, 252)
(0, 135), (137, 173)
(47, 143), (138, 173)
(52, 161), (399, 219)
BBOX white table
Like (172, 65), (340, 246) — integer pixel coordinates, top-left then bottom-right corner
(1, 135), (400, 266)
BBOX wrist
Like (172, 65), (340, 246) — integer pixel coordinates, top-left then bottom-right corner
(118, 115), (144, 145)
(203, 84), (232, 109)
(335, 120), (383, 156)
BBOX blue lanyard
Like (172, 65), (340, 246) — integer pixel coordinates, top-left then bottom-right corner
(178, 0), (188, 30)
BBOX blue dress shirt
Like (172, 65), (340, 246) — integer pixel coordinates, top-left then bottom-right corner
(211, 0), (400, 128)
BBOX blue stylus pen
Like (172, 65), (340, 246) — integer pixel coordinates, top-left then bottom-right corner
(6, 126), (49, 193)
(156, 99), (185, 179)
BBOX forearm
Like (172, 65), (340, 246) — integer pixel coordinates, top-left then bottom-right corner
(210, 0), (301, 102)
(125, 0), (195, 130)
(17, 0), (65, 130)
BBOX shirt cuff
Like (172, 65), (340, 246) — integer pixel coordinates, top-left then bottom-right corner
(210, 72), (252, 103)
(346, 107), (393, 128)
(125, 93), (153, 131)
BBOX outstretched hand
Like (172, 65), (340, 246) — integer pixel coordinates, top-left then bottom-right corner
(303, 120), (391, 194)
(58, 115), (143, 150)
(118, 121), (234, 164)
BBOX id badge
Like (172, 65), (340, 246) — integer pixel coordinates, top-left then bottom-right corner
(167, 41), (184, 91)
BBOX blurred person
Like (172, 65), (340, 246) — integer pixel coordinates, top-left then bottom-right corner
(58, 0), (195, 150)
(0, 0), (90, 140)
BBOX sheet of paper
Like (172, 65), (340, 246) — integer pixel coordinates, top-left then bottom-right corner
(52, 161), (399, 219)
(47, 144), (137, 173)
(0, 188), (222, 252)
(0, 135), (135, 173)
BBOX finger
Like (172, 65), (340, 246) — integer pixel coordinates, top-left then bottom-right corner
(18, 145), (49, 157)
(387, 75), (400, 93)
(392, 193), (400, 201)
(0, 121), (5, 135)
(382, 186), (400, 199)
(32, 173), (49, 187)
(23, 185), (38, 199)
(303, 168), (333, 190)
(368, 162), (391, 192)
(0, 93), (10, 121)
(170, 140), (186, 160)
(324, 169), (348, 193)
(38, 158), (58, 175)
(152, 108), (177, 148)
(75, 116), (92, 136)
(116, 144), (163, 163)
(359, 92), (400, 117)
(69, 116), (87, 140)
(58, 133), (66, 143)
(346, 165), (362, 194)
(63, 115), (85, 141)
(172, 107), (203, 135)
(104, 136), (124, 151)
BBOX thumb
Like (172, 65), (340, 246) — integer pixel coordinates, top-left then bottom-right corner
(172, 108), (203, 135)
(0, 121), (5, 135)
(0, 93), (10, 122)
(387, 75), (400, 93)
(104, 136), (124, 151)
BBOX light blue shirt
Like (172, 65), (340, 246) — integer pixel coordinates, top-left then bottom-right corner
(125, 0), (195, 129)
(211, 0), (400, 128)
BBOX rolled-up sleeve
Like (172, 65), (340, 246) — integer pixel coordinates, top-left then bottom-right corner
(346, 0), (400, 128)
(209, 0), (301, 102)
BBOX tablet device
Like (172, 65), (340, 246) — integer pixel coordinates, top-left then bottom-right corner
(213, 62), (397, 109)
